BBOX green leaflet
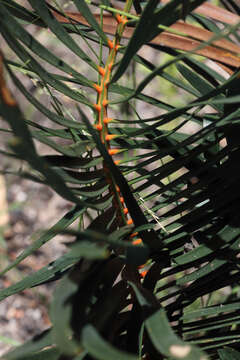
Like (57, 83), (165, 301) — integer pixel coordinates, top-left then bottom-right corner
(174, 225), (240, 265)
(182, 302), (240, 321)
(0, 3), (94, 87)
(0, 91), (102, 208)
(2, 0), (44, 26)
(50, 275), (81, 356)
(177, 63), (224, 111)
(0, 27), (91, 107)
(73, 0), (108, 44)
(112, 0), (206, 82)
(130, 282), (208, 360)
(27, 0), (98, 70)
(145, 308), (208, 360)
(4, 63), (84, 129)
(0, 205), (85, 277)
(82, 325), (139, 360)
(42, 155), (102, 169)
(2, 330), (57, 360)
(0, 242), (108, 302)
(32, 131), (95, 157)
(218, 347), (240, 360)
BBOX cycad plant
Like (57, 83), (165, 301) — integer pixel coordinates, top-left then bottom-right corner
(1, 0), (240, 359)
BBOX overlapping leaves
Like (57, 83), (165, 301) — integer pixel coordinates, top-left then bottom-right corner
(1, 0), (240, 359)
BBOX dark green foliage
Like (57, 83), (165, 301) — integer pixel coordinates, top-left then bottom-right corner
(1, 0), (240, 359)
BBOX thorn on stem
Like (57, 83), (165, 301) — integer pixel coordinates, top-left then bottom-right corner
(94, 103), (101, 112)
(95, 123), (103, 131)
(108, 39), (114, 49)
(108, 148), (120, 155)
(93, 83), (102, 93)
(98, 66), (106, 76)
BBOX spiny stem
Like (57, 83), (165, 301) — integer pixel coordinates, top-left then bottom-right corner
(92, 0), (148, 276)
